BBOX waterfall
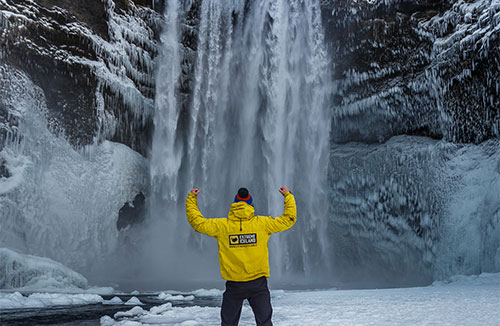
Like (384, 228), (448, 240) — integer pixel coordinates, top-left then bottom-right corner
(149, 0), (332, 287)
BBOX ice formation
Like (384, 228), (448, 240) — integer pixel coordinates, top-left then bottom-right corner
(0, 0), (157, 280)
(157, 292), (194, 301)
(0, 65), (148, 274)
(0, 289), (146, 310)
(0, 248), (88, 290)
(329, 136), (500, 285)
(0, 291), (105, 310)
(125, 297), (144, 306)
(190, 289), (223, 297)
(104, 296), (125, 305)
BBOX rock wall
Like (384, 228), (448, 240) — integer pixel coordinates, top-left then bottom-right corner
(0, 0), (161, 154)
(0, 0), (159, 276)
(5, 0), (496, 152)
(322, 0), (499, 144)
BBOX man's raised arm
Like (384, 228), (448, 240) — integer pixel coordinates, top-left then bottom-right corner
(265, 186), (297, 234)
(186, 188), (219, 237)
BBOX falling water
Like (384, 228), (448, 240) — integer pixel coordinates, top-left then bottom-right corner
(149, 0), (332, 287)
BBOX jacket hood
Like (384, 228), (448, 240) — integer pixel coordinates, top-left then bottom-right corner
(228, 201), (255, 221)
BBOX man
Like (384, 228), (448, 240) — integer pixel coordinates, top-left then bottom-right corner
(186, 186), (297, 326)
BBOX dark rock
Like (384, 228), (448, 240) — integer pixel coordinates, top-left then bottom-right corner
(321, 0), (499, 144)
(0, 103), (12, 179)
(34, 0), (109, 40)
(0, 0), (161, 154)
(323, 0), (449, 143)
(0, 104), (7, 153)
(177, 2), (201, 130)
(114, 0), (157, 12)
(117, 192), (146, 230)
(0, 158), (9, 179)
(424, 0), (500, 143)
(0, 88), (22, 155)
(1, 0), (100, 146)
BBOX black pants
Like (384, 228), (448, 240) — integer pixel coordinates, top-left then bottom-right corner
(221, 276), (273, 326)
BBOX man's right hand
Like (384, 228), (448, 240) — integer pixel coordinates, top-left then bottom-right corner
(191, 188), (200, 196)
(279, 186), (289, 195)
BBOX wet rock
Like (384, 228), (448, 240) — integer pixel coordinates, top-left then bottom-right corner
(0, 0), (161, 154)
(321, 0), (499, 144)
(0, 158), (8, 179)
(1, 0), (99, 146)
(423, 0), (500, 143)
(117, 192), (146, 230)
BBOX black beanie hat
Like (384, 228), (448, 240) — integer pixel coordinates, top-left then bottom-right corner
(234, 187), (253, 205)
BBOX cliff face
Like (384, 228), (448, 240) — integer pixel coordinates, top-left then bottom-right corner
(0, 0), (160, 154)
(0, 0), (498, 287)
(0, 0), (159, 274)
(322, 0), (499, 144)
(1, 0), (497, 184)
(322, 0), (500, 284)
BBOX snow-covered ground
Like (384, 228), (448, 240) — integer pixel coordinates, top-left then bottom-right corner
(0, 290), (204, 310)
(0, 292), (107, 309)
(101, 273), (500, 326)
(0, 271), (498, 325)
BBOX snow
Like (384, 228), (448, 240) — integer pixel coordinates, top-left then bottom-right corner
(333, 0), (499, 144)
(149, 303), (173, 315)
(190, 289), (223, 297)
(157, 292), (194, 301)
(115, 306), (147, 318)
(417, 0), (500, 141)
(125, 297), (144, 306)
(0, 291), (104, 309)
(0, 288), (148, 310)
(101, 273), (500, 326)
(0, 248), (119, 309)
(0, 248), (88, 290)
(104, 296), (124, 305)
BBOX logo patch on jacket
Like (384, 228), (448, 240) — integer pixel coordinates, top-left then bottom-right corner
(229, 234), (257, 247)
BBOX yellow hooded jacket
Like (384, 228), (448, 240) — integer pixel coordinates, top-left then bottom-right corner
(186, 191), (297, 282)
